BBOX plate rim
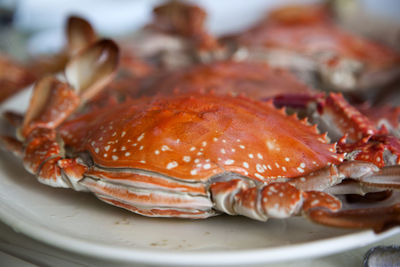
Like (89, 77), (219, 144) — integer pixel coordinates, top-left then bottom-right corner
(0, 197), (399, 266)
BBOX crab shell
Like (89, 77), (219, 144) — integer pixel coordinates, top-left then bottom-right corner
(58, 93), (341, 218)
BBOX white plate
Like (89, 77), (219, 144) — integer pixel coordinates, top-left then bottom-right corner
(1, 88), (400, 267)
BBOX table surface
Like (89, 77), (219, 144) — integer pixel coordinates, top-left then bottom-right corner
(0, 219), (399, 267)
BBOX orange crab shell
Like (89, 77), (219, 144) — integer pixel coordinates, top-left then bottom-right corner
(60, 93), (341, 183)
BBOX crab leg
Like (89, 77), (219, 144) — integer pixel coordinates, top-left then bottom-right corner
(210, 179), (341, 221)
(210, 176), (400, 231)
(210, 160), (400, 225)
(307, 201), (400, 233)
(288, 161), (379, 191)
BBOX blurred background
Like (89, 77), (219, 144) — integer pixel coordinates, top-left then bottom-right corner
(0, 0), (399, 60)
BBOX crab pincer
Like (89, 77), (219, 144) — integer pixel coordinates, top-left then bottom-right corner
(3, 39), (119, 189)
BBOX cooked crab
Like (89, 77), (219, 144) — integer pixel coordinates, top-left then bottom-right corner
(3, 39), (400, 233)
(227, 4), (400, 94)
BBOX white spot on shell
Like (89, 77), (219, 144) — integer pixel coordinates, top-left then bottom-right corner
(257, 153), (263, 159)
(256, 164), (265, 173)
(95, 148), (99, 154)
(190, 169), (197, 175)
(112, 155), (119, 161)
(161, 145), (172, 151)
(255, 173), (264, 179)
(202, 141), (207, 147)
(125, 152), (131, 157)
(105, 145), (110, 151)
(190, 147), (196, 151)
(248, 154), (254, 159)
(155, 150), (160, 155)
(137, 133), (145, 141)
(285, 157), (290, 162)
(225, 159), (234, 165)
(243, 162), (249, 169)
(239, 145), (245, 149)
(297, 167), (305, 173)
(311, 200), (320, 206)
(183, 156), (191, 162)
(203, 164), (211, 170)
(166, 161), (178, 169)
(121, 146), (126, 151)
(121, 131), (126, 137)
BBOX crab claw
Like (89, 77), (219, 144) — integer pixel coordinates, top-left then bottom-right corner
(67, 16), (97, 56)
(65, 39), (119, 101)
(20, 39), (119, 138)
(5, 39), (120, 189)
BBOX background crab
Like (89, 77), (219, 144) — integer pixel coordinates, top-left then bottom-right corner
(226, 4), (400, 96)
